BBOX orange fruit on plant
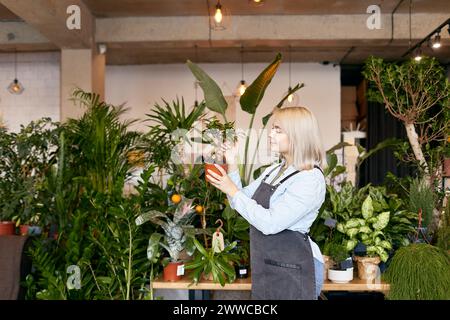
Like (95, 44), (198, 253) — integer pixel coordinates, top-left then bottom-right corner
(171, 194), (182, 204)
(195, 205), (204, 214)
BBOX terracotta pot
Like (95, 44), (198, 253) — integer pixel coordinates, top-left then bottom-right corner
(163, 262), (184, 281)
(354, 256), (381, 280)
(204, 163), (228, 183)
(443, 158), (450, 177)
(0, 221), (15, 236)
(19, 225), (30, 236)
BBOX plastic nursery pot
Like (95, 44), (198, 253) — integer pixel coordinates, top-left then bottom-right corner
(163, 262), (184, 282)
(204, 163), (228, 183)
(0, 221), (15, 236)
(235, 265), (249, 279)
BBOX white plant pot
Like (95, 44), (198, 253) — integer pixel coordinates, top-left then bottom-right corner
(328, 267), (354, 284)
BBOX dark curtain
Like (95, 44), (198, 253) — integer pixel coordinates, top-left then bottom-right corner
(358, 101), (414, 187)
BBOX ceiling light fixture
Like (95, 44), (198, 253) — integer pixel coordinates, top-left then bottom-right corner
(249, 0), (265, 6)
(7, 50), (24, 95)
(431, 33), (441, 49)
(414, 47), (422, 62)
(211, 0), (230, 31)
(236, 45), (247, 97)
(402, 18), (449, 60)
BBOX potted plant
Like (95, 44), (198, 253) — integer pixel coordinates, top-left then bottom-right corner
(383, 243), (450, 300)
(327, 243), (354, 284)
(202, 117), (236, 183)
(136, 197), (197, 281)
(184, 237), (239, 286)
(233, 240), (250, 279)
(336, 194), (393, 280)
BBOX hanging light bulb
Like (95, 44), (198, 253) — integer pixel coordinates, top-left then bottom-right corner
(8, 51), (24, 95)
(249, 0), (265, 6)
(8, 79), (24, 94)
(214, 2), (223, 24)
(414, 47), (423, 62)
(211, 0), (230, 30)
(237, 80), (247, 96)
(282, 46), (299, 107)
(431, 33), (441, 49)
(236, 46), (247, 97)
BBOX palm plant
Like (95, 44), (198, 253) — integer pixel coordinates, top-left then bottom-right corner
(144, 98), (206, 171)
(65, 89), (140, 195)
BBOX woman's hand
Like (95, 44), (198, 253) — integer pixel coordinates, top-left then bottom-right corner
(206, 164), (239, 198)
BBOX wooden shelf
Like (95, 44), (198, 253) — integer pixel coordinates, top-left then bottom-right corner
(152, 274), (390, 293)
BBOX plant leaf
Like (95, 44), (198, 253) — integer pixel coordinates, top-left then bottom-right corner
(240, 53), (282, 114)
(186, 60), (227, 116)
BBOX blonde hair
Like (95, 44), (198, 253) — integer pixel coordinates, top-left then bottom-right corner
(272, 106), (325, 171)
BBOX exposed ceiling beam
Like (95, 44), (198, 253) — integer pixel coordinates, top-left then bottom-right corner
(0, 0), (94, 48)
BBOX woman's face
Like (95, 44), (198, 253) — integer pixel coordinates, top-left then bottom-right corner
(269, 119), (290, 154)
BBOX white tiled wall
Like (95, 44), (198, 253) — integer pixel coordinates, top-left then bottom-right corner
(0, 52), (60, 132)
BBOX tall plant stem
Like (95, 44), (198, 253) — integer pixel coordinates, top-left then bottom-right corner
(246, 122), (269, 184)
(242, 113), (255, 185)
(126, 220), (133, 300)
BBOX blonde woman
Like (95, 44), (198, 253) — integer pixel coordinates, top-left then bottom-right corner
(206, 107), (326, 300)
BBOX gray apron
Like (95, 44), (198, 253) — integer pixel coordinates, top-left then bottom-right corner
(250, 164), (321, 300)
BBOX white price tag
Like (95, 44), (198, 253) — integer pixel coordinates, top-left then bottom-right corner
(177, 264), (185, 276)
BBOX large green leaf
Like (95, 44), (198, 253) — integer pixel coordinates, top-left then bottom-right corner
(373, 211), (390, 230)
(362, 195), (374, 219)
(186, 60), (228, 116)
(240, 53), (282, 114)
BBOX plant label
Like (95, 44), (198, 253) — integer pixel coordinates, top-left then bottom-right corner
(212, 231), (225, 253)
(177, 264), (185, 276)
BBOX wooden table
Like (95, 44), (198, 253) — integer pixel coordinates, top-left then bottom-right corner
(152, 274), (390, 293)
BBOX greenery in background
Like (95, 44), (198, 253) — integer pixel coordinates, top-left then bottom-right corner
(408, 177), (436, 228)
(436, 199), (450, 251)
(383, 243), (450, 300)
(0, 118), (60, 226)
(363, 56), (450, 233)
(24, 90), (155, 300)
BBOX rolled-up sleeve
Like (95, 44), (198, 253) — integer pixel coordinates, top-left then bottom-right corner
(230, 173), (325, 235)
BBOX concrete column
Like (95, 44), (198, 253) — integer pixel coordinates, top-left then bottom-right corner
(60, 48), (105, 121)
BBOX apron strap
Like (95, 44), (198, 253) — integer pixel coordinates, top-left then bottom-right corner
(261, 164), (283, 182)
(274, 170), (300, 188)
(313, 165), (324, 176)
(273, 165), (323, 188)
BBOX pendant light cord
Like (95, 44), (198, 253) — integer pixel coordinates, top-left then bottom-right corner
(241, 45), (244, 81)
(14, 49), (17, 80)
(288, 45), (292, 88)
(409, 0), (412, 48)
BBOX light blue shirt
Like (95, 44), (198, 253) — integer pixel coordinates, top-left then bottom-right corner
(227, 160), (326, 237)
